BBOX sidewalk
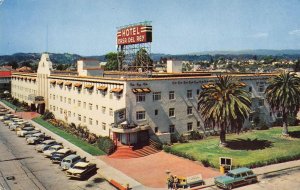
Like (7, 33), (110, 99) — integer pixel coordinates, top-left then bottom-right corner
(0, 102), (143, 189)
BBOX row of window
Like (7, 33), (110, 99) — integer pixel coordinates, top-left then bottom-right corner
(12, 85), (37, 94)
(49, 103), (113, 115)
(136, 106), (194, 120)
(49, 106), (107, 130)
(136, 90), (195, 103)
(50, 85), (122, 99)
(154, 123), (194, 134)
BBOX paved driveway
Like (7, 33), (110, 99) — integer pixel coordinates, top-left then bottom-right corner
(101, 151), (220, 188)
(0, 121), (114, 190)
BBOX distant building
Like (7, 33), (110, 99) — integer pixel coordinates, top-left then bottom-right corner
(11, 53), (276, 144)
(0, 67), (11, 92)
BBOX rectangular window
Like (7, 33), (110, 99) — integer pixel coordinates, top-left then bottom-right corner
(155, 109), (158, 115)
(89, 118), (92, 125)
(89, 103), (92, 110)
(169, 125), (175, 133)
(102, 106), (106, 114)
(119, 111), (125, 120)
(83, 116), (86, 123)
(50, 105), (52, 110)
(78, 114), (81, 121)
(50, 94), (52, 99)
(64, 97), (66, 103)
(197, 89), (200, 95)
(136, 93), (146, 102)
(78, 101), (81, 107)
(169, 108), (175, 117)
(258, 85), (264, 92)
(102, 122), (106, 130)
(60, 96), (63, 102)
(96, 120), (99, 125)
(136, 111), (146, 120)
(60, 108), (63, 114)
(83, 102), (86, 109)
(249, 86), (252, 92)
(187, 90), (192, 99)
(187, 106), (192, 115)
(187, 122), (193, 131)
(53, 106), (56, 111)
(68, 98), (71, 104)
(197, 121), (200, 127)
(258, 99), (264, 106)
(109, 108), (113, 116)
(96, 105), (99, 110)
(68, 111), (71, 117)
(153, 92), (161, 101)
(154, 127), (158, 133)
(249, 115), (253, 122)
(169, 91), (175, 100)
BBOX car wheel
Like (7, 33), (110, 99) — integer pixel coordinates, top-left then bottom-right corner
(227, 184), (233, 190)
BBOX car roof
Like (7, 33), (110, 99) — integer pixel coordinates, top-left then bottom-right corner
(43, 139), (56, 144)
(229, 167), (252, 175)
(51, 145), (63, 148)
(57, 148), (70, 153)
(74, 162), (89, 167)
(64, 154), (79, 160)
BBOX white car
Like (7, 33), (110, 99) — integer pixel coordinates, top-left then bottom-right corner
(43, 145), (64, 157)
(17, 129), (39, 137)
(35, 140), (60, 152)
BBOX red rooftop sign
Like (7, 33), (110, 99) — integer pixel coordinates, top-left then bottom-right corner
(117, 25), (152, 45)
(0, 71), (11, 77)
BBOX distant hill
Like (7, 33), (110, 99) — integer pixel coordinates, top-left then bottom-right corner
(0, 49), (299, 66)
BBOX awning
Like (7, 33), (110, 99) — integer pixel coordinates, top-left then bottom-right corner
(111, 88), (123, 93)
(84, 84), (94, 89)
(74, 83), (82, 88)
(32, 78), (36, 82)
(50, 80), (56, 84)
(57, 81), (64, 85)
(65, 82), (72, 86)
(132, 88), (151, 93)
(28, 78), (32, 81)
(97, 86), (108, 91)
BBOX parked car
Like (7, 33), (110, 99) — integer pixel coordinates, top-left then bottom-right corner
(60, 155), (84, 170)
(3, 120), (14, 126)
(43, 145), (64, 157)
(27, 134), (51, 145)
(66, 162), (97, 179)
(16, 126), (34, 132)
(50, 149), (75, 163)
(0, 116), (10, 121)
(214, 167), (258, 190)
(17, 129), (40, 137)
(35, 140), (61, 152)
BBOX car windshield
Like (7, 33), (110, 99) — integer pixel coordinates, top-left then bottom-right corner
(64, 160), (71, 163)
(73, 166), (86, 170)
(226, 173), (234, 177)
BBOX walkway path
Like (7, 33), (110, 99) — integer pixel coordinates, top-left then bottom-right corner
(101, 151), (220, 188)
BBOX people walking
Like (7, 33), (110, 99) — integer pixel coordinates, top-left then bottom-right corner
(173, 175), (179, 190)
(167, 174), (174, 189)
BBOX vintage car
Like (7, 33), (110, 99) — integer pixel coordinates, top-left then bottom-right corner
(27, 133), (51, 145)
(214, 167), (257, 190)
(17, 129), (40, 137)
(35, 140), (61, 152)
(60, 154), (83, 170)
(43, 145), (64, 157)
(66, 162), (97, 179)
(50, 149), (75, 163)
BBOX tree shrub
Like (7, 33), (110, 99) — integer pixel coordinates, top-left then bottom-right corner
(201, 159), (211, 167)
(189, 131), (204, 140)
(97, 136), (115, 154)
(42, 110), (55, 120)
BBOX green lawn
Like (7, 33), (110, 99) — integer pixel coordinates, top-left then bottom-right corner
(0, 99), (18, 110)
(33, 117), (105, 156)
(169, 126), (300, 168)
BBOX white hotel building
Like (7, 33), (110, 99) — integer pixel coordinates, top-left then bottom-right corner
(11, 53), (276, 144)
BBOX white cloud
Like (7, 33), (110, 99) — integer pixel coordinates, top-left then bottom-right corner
(251, 32), (269, 38)
(289, 29), (300, 36)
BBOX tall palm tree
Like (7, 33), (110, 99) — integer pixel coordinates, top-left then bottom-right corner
(265, 72), (300, 135)
(198, 75), (252, 146)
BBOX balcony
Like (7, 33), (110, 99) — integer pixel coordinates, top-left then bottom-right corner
(112, 121), (150, 133)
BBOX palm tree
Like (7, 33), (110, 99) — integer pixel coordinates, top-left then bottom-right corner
(265, 72), (300, 136)
(198, 75), (252, 146)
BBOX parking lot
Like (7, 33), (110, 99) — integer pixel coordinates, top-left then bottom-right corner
(0, 120), (115, 190)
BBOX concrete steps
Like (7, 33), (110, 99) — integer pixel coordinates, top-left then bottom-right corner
(109, 145), (160, 159)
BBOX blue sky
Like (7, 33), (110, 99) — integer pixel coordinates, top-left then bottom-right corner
(1, 0), (300, 55)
